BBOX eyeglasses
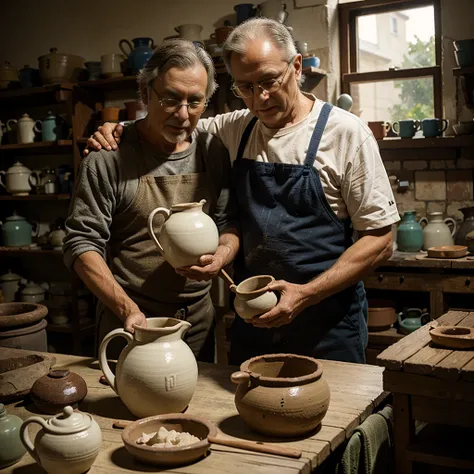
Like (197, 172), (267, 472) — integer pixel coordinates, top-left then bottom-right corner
(149, 84), (207, 115)
(231, 60), (295, 99)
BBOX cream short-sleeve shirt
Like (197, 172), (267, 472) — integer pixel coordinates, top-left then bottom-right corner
(198, 95), (399, 231)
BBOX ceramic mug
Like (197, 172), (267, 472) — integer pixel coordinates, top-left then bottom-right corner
(368, 121), (391, 140)
(421, 118), (449, 137)
(101, 107), (121, 122)
(175, 24), (203, 42)
(392, 119), (420, 138)
(234, 3), (255, 24)
(100, 53), (124, 78)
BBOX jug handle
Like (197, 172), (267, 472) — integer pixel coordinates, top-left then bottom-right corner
(119, 39), (133, 57)
(29, 171), (40, 189)
(147, 207), (171, 256)
(419, 217), (428, 228)
(99, 328), (133, 394)
(20, 417), (48, 466)
(6, 119), (17, 130)
(397, 311), (404, 326)
(33, 120), (42, 135)
(231, 371), (251, 385)
(0, 171), (6, 190)
(421, 312), (431, 325)
(444, 217), (457, 237)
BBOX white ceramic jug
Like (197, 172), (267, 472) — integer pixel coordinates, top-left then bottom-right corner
(7, 114), (41, 144)
(99, 317), (198, 418)
(20, 406), (102, 474)
(0, 161), (33, 196)
(419, 212), (456, 250)
(147, 199), (219, 268)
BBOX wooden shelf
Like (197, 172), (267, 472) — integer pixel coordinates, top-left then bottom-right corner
(0, 246), (61, 255)
(47, 321), (95, 334)
(76, 76), (137, 91)
(377, 135), (474, 149)
(302, 66), (327, 77)
(368, 327), (405, 346)
(76, 137), (89, 144)
(0, 140), (72, 154)
(0, 194), (71, 201)
(0, 83), (73, 107)
(453, 66), (474, 77)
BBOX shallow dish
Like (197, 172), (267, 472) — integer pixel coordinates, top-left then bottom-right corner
(430, 326), (474, 349)
(427, 245), (467, 259)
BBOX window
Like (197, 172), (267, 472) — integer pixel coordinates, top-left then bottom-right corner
(339, 0), (442, 124)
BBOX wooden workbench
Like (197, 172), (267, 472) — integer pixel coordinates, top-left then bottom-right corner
(1, 348), (388, 474)
(377, 310), (474, 473)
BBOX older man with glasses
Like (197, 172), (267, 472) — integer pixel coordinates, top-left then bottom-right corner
(64, 39), (240, 362)
(86, 18), (399, 365)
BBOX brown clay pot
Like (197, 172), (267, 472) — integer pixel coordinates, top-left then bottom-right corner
(368, 299), (397, 331)
(101, 107), (121, 122)
(0, 319), (47, 352)
(0, 303), (48, 329)
(30, 368), (87, 414)
(231, 353), (330, 437)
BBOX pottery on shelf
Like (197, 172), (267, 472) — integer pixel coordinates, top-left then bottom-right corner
(31, 369), (88, 414)
(119, 37), (154, 74)
(368, 300), (397, 331)
(397, 210), (424, 252)
(6, 114), (41, 145)
(19, 281), (46, 303)
(148, 199), (219, 269)
(232, 275), (278, 320)
(20, 406), (102, 474)
(99, 317), (198, 418)
(419, 212), (456, 250)
(398, 308), (430, 334)
(231, 353), (330, 437)
(0, 403), (26, 468)
(456, 206), (474, 246)
(0, 269), (23, 303)
(0, 161), (33, 196)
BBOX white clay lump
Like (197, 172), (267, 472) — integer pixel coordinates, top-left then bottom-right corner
(136, 426), (200, 448)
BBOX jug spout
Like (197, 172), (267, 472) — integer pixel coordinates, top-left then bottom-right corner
(134, 317), (191, 344)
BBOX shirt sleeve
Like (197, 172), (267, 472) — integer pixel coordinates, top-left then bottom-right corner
(342, 134), (400, 231)
(63, 152), (117, 270)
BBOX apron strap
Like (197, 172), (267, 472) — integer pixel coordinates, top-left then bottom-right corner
(304, 102), (333, 167)
(236, 116), (258, 161)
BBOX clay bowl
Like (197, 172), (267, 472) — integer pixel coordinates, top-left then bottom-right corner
(0, 303), (48, 329)
(122, 414), (217, 467)
(368, 300), (396, 331)
(427, 245), (468, 259)
(430, 326), (474, 349)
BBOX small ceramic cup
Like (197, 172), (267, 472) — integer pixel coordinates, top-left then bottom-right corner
(232, 275), (278, 320)
(100, 53), (124, 78)
(101, 107), (121, 122)
(421, 118), (449, 137)
(368, 121), (391, 140)
(392, 119), (421, 138)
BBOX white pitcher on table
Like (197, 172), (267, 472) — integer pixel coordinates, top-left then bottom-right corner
(419, 212), (457, 249)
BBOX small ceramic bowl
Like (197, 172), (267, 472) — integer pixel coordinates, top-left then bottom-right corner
(430, 326), (474, 349)
(122, 414), (217, 467)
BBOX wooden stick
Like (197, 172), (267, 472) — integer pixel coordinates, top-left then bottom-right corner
(218, 269), (237, 292)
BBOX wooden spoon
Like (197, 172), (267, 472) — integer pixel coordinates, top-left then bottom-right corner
(218, 269), (237, 293)
(113, 420), (301, 459)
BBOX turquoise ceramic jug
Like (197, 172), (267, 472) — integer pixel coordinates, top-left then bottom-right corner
(39, 111), (65, 141)
(398, 308), (430, 335)
(2, 212), (34, 247)
(119, 37), (154, 74)
(0, 404), (26, 468)
(397, 211), (424, 252)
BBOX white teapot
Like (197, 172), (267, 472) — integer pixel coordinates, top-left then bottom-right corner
(0, 161), (33, 196)
(7, 113), (41, 144)
(20, 406), (102, 474)
(147, 199), (219, 268)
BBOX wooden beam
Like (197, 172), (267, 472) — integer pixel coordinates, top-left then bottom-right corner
(343, 66), (439, 84)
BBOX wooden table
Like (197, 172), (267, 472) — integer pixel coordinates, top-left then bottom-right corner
(1, 348), (388, 474)
(377, 310), (474, 474)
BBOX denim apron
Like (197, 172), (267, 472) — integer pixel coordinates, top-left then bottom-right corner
(230, 102), (368, 365)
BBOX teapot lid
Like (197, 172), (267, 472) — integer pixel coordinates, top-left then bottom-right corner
(0, 269), (22, 282)
(7, 161), (31, 174)
(20, 281), (45, 295)
(46, 406), (92, 434)
(19, 113), (33, 121)
(6, 211), (26, 222)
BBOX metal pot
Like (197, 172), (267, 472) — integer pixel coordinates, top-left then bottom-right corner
(38, 48), (85, 84)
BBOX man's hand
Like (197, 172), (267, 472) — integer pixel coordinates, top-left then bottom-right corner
(251, 280), (308, 329)
(124, 311), (147, 333)
(84, 123), (124, 156)
(175, 254), (226, 282)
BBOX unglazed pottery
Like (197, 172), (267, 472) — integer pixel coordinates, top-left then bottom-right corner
(20, 406), (101, 474)
(430, 325), (474, 349)
(99, 317), (198, 418)
(0, 403), (26, 468)
(122, 414), (217, 467)
(0, 161), (33, 196)
(419, 212), (456, 249)
(31, 369), (87, 414)
(148, 199), (219, 269)
(426, 245), (467, 259)
(368, 300), (397, 331)
(0, 302), (48, 328)
(233, 275), (278, 320)
(231, 353), (330, 437)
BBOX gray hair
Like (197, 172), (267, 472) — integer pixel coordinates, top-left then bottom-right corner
(222, 18), (298, 73)
(137, 39), (217, 102)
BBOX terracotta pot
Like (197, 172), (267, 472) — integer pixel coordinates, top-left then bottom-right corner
(233, 275), (278, 320)
(0, 319), (48, 352)
(148, 199), (219, 269)
(31, 369), (87, 414)
(231, 353), (330, 437)
(368, 300), (396, 331)
(99, 317), (198, 418)
(0, 303), (48, 329)
(101, 107), (121, 122)
(124, 100), (147, 120)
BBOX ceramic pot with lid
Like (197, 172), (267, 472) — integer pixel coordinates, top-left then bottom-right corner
(38, 48), (85, 84)
(0, 270), (23, 302)
(31, 369), (87, 414)
(148, 199), (219, 268)
(7, 114), (42, 144)
(0, 161), (33, 195)
(0, 404), (26, 468)
(19, 281), (46, 303)
(20, 406), (102, 474)
(0, 61), (19, 89)
(2, 212), (36, 247)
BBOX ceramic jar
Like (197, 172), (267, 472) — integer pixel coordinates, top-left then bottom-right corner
(455, 206), (474, 246)
(7, 114), (41, 144)
(38, 48), (85, 84)
(396, 211), (424, 252)
(19, 65), (41, 88)
(368, 300), (397, 331)
(0, 61), (19, 89)
(231, 354), (330, 437)
(19, 281), (46, 303)
(99, 317), (198, 418)
(419, 212), (456, 250)
(2, 212), (35, 247)
(233, 275), (278, 320)
(175, 24), (203, 42)
(20, 406), (102, 474)
(31, 369), (87, 414)
(148, 199), (219, 269)
(39, 111), (65, 141)
(0, 404), (26, 468)
(119, 37), (154, 74)
(0, 161), (33, 195)
(49, 226), (66, 248)
(0, 270), (22, 302)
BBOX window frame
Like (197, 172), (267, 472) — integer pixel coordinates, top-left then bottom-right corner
(339, 0), (443, 119)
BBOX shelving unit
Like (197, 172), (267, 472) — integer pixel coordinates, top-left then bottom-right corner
(453, 66), (474, 109)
